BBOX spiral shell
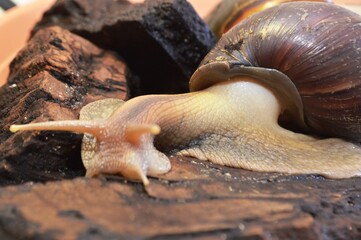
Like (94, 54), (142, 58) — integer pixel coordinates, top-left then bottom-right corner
(206, 0), (333, 37)
(191, 2), (361, 141)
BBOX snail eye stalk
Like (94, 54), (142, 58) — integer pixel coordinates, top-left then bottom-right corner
(10, 120), (106, 139)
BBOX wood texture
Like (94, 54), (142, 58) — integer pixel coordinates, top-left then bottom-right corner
(0, 26), (130, 185)
(32, 0), (216, 95)
(0, 157), (360, 239)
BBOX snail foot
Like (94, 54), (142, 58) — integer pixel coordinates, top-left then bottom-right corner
(175, 132), (361, 179)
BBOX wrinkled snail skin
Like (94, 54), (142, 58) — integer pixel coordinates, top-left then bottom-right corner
(8, 2), (361, 184)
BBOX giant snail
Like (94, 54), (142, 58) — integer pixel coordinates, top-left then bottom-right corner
(10, 2), (361, 185)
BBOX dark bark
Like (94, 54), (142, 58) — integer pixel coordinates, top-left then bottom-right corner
(0, 26), (130, 185)
(32, 0), (216, 95)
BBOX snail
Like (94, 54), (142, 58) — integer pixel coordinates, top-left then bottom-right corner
(206, 0), (332, 37)
(9, 2), (361, 185)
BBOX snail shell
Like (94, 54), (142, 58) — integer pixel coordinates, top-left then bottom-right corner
(206, 0), (333, 37)
(191, 1), (361, 142)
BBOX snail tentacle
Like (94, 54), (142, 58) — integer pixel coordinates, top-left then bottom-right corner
(10, 120), (106, 139)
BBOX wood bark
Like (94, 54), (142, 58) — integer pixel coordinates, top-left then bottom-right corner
(32, 0), (216, 95)
(0, 158), (360, 239)
(0, 26), (130, 185)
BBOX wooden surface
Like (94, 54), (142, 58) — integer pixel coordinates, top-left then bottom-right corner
(0, 157), (360, 239)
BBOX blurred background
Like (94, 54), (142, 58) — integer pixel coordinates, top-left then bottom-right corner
(1, 0), (360, 17)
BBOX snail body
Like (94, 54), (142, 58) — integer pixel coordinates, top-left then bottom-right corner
(10, 2), (361, 184)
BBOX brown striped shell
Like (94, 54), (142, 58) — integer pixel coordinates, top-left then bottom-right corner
(206, 0), (332, 37)
(190, 2), (361, 141)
